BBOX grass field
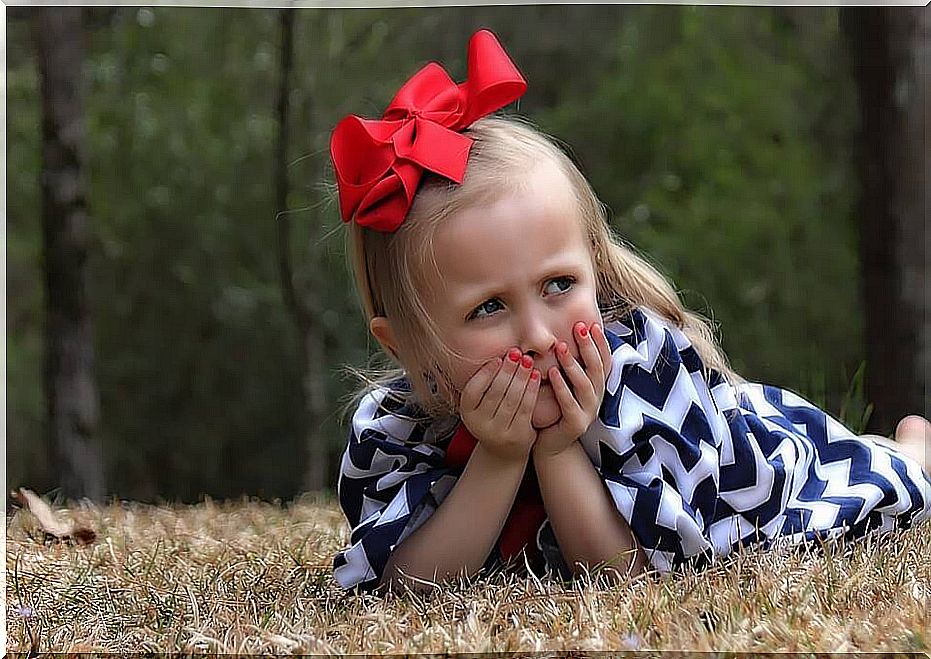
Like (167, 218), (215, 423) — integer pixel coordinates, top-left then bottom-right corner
(6, 494), (930, 653)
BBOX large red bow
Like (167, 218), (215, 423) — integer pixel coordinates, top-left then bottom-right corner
(330, 29), (527, 233)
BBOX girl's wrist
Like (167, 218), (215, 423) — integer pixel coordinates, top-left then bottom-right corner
(532, 437), (581, 462)
(472, 441), (533, 470)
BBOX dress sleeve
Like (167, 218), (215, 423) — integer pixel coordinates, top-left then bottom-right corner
(589, 308), (931, 573)
(333, 385), (459, 592)
(583, 307), (733, 572)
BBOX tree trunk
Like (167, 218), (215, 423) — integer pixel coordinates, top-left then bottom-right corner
(274, 8), (329, 492)
(33, 7), (106, 501)
(843, 8), (929, 433)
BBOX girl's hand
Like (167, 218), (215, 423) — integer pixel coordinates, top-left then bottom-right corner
(459, 348), (542, 463)
(533, 322), (613, 458)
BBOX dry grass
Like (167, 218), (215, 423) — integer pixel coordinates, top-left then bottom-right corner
(6, 494), (930, 654)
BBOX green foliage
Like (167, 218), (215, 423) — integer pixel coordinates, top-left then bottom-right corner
(539, 7), (861, 412)
(78, 10), (304, 500)
(7, 15), (47, 489)
(6, 7), (871, 501)
(837, 362), (873, 435)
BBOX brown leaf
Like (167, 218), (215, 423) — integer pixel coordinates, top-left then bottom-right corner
(71, 526), (98, 545)
(12, 488), (97, 545)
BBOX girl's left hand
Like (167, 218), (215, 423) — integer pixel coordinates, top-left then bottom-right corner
(533, 321), (613, 458)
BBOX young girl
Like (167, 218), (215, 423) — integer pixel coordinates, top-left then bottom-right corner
(329, 30), (931, 593)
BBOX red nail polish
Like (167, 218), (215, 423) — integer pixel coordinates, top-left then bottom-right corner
(579, 325), (588, 337)
(530, 370), (539, 381)
(508, 348), (521, 362)
(521, 355), (533, 369)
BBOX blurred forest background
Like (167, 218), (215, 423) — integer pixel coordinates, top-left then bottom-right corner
(7, 6), (928, 503)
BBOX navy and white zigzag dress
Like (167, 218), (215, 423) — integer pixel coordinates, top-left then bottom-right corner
(334, 306), (931, 591)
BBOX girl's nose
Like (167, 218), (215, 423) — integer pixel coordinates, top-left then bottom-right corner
(519, 314), (557, 361)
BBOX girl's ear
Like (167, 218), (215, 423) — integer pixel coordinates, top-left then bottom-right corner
(369, 316), (400, 360)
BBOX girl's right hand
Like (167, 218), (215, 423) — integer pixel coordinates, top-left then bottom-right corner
(459, 348), (541, 463)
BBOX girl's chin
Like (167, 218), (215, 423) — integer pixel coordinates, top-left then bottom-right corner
(531, 383), (562, 429)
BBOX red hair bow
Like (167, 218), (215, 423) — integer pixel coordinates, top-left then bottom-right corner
(330, 29), (527, 233)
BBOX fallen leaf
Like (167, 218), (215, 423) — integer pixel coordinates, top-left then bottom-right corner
(12, 488), (97, 545)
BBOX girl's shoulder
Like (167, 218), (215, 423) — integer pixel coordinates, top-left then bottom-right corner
(601, 305), (723, 387)
(603, 305), (688, 350)
(350, 374), (459, 447)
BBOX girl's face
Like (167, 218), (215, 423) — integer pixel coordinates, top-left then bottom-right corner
(423, 161), (603, 429)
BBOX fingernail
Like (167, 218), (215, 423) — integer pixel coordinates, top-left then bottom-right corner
(578, 324), (588, 337)
(521, 355), (534, 369)
(557, 341), (568, 355)
(530, 369), (539, 381)
(508, 348), (521, 362)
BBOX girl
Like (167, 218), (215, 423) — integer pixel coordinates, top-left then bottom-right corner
(329, 30), (931, 593)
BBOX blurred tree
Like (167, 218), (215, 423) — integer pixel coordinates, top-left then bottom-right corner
(33, 7), (106, 501)
(7, 9), (48, 494)
(843, 8), (929, 433)
(274, 8), (330, 491)
(80, 8), (308, 501)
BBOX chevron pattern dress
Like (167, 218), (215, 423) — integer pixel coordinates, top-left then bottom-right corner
(334, 306), (931, 591)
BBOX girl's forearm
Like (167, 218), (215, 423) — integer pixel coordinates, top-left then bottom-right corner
(380, 445), (528, 590)
(533, 441), (646, 578)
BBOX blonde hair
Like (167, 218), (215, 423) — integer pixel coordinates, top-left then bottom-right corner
(340, 116), (742, 425)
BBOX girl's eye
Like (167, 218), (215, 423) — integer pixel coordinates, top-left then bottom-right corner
(469, 298), (503, 320)
(545, 276), (576, 295)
